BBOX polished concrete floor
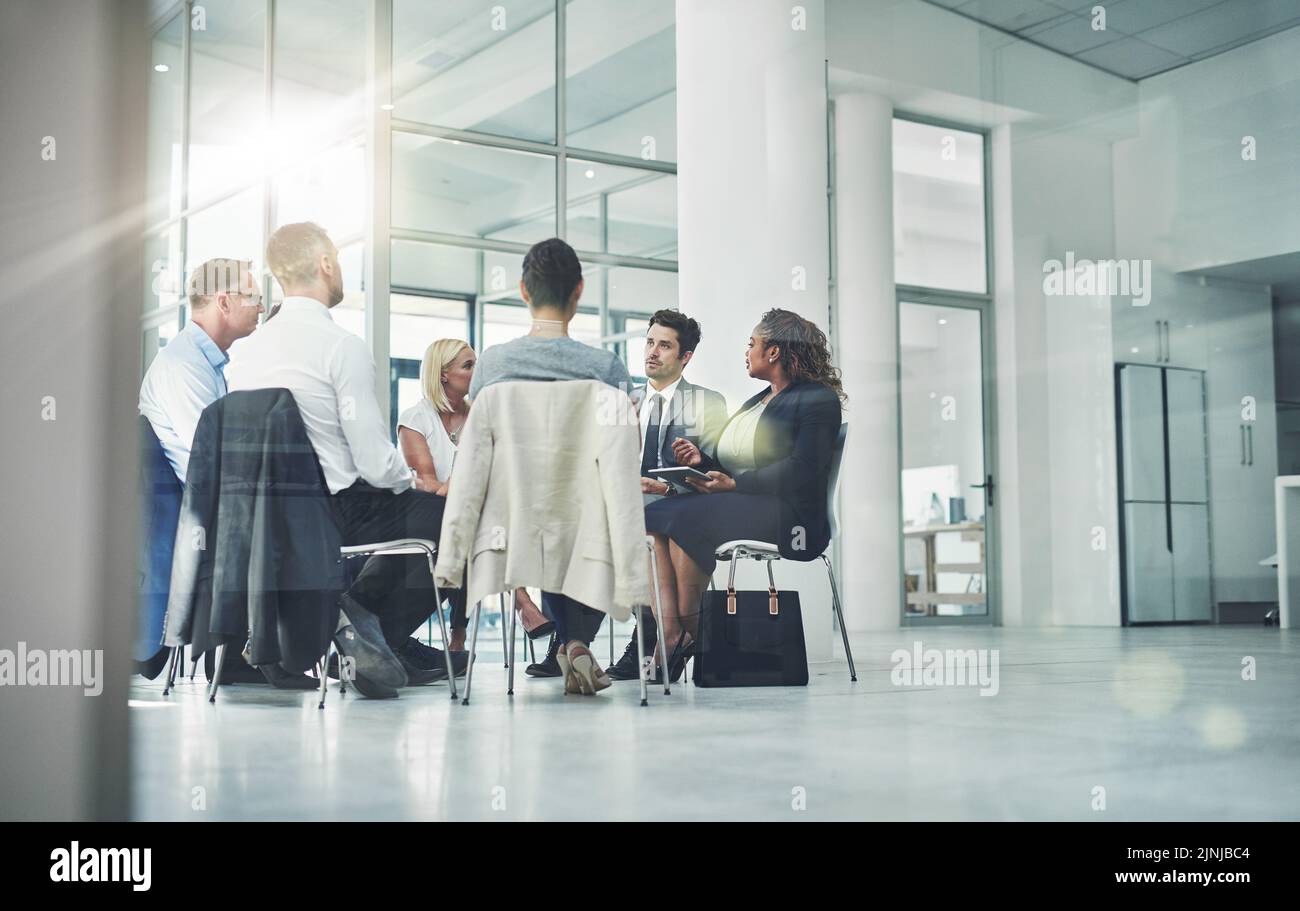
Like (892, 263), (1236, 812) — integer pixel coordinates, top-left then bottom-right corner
(130, 625), (1300, 821)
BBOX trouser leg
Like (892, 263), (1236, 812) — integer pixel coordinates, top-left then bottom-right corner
(542, 592), (604, 647)
(331, 483), (449, 641)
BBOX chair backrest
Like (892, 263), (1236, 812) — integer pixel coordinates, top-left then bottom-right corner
(826, 423), (848, 541)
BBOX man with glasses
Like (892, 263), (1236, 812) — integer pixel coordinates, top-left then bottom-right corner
(139, 257), (264, 484)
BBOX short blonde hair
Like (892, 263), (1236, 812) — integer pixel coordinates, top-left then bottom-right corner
(421, 338), (471, 414)
(188, 258), (254, 309)
(266, 221), (332, 289)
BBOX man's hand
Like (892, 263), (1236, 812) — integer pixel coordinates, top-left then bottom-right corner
(684, 470), (735, 494)
(641, 476), (671, 496)
(671, 437), (702, 467)
(413, 475), (448, 496)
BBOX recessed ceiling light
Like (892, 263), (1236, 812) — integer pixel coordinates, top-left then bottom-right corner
(585, 169), (595, 179)
(1130, 347), (1139, 353)
(937, 318), (947, 325)
(380, 103), (394, 111)
(154, 63), (169, 72)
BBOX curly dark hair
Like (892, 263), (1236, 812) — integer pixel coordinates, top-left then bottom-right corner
(755, 308), (846, 402)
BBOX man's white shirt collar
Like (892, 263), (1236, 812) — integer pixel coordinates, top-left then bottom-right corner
(278, 295), (334, 320)
(645, 375), (684, 410)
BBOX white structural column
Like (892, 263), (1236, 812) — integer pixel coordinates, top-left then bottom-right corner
(675, 0), (830, 403)
(676, 0), (835, 659)
(833, 93), (901, 630)
(365, 0), (393, 417)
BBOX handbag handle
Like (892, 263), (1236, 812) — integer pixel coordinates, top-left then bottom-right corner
(723, 587), (780, 616)
(723, 553), (780, 615)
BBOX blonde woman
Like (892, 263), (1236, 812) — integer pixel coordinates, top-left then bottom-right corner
(398, 339), (553, 650)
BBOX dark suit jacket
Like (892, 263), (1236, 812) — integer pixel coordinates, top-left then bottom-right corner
(631, 378), (728, 503)
(163, 389), (343, 673)
(698, 380), (842, 561)
(631, 376), (728, 504)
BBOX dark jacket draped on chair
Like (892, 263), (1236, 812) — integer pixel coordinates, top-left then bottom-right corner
(163, 388), (343, 673)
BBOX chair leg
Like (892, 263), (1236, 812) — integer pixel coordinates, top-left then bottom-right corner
(503, 592), (511, 668)
(821, 554), (857, 682)
(207, 643), (226, 703)
(316, 649), (329, 710)
(506, 592), (516, 696)
(635, 604), (648, 707)
(461, 598), (482, 705)
(162, 646), (179, 695)
(424, 552), (457, 700)
(647, 540), (671, 695)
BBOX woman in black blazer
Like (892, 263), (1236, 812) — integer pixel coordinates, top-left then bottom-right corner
(644, 308), (846, 680)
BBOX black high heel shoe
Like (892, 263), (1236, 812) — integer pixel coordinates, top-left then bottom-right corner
(653, 633), (695, 684)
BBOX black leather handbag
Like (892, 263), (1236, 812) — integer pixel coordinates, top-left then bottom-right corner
(693, 574), (808, 687)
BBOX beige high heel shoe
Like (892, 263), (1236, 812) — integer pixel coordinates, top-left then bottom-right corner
(564, 641), (610, 695)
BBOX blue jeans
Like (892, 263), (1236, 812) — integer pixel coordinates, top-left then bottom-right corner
(541, 592), (605, 646)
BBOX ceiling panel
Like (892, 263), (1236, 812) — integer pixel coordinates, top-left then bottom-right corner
(929, 0), (1300, 80)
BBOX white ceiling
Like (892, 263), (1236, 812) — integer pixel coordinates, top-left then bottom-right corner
(925, 0), (1300, 80)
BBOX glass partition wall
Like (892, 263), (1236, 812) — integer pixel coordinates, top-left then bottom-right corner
(141, 0), (678, 646)
(892, 115), (997, 625)
(142, 0), (677, 384)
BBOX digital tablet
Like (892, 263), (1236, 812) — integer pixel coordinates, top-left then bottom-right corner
(648, 466), (713, 492)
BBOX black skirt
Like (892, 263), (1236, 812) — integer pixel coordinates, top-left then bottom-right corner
(643, 491), (786, 576)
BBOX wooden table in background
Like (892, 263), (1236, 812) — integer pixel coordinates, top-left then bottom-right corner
(903, 521), (985, 616)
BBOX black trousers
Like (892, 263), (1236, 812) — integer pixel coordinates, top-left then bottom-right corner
(541, 592), (605, 646)
(331, 481), (466, 645)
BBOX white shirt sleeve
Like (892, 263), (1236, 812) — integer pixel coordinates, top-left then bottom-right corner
(397, 402), (435, 438)
(329, 334), (416, 491)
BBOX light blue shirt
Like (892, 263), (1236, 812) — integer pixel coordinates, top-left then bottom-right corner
(139, 320), (229, 483)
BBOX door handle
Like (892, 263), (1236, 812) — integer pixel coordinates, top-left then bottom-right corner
(1247, 424), (1254, 466)
(1241, 425), (1247, 465)
(1154, 320), (1162, 362)
(1162, 320), (1171, 362)
(970, 474), (995, 508)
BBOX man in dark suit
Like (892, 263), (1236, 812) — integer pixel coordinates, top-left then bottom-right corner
(610, 309), (727, 680)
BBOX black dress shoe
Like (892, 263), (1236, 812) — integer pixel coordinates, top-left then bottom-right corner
(524, 636), (562, 678)
(334, 595), (408, 689)
(398, 652), (445, 686)
(605, 633), (644, 681)
(397, 637), (448, 671)
(396, 637), (470, 678)
(258, 663), (321, 690)
(449, 650), (470, 678)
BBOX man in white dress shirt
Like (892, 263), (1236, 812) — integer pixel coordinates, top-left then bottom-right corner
(226, 222), (463, 698)
(605, 309), (727, 681)
(138, 258), (264, 483)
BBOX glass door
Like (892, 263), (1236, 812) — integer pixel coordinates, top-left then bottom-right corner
(899, 299), (996, 623)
